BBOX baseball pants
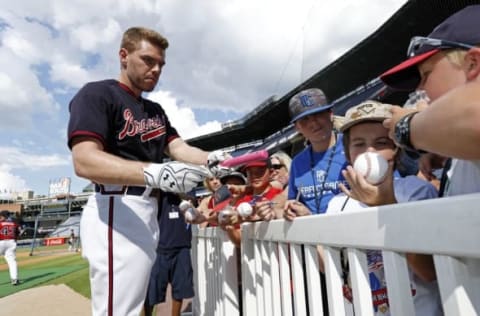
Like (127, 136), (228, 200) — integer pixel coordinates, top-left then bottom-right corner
(0, 239), (18, 280)
(80, 193), (159, 316)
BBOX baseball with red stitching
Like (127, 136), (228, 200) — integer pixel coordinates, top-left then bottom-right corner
(353, 152), (388, 185)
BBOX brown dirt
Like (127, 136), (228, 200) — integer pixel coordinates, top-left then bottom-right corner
(0, 284), (91, 315)
(1, 250), (192, 315)
(0, 248), (75, 270)
(0, 277), (192, 316)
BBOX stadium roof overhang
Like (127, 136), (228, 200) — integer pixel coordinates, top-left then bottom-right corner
(187, 0), (478, 151)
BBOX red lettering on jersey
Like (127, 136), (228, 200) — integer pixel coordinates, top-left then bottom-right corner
(141, 127), (166, 142)
(118, 109), (165, 141)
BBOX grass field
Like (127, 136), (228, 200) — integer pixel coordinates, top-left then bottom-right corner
(0, 244), (90, 299)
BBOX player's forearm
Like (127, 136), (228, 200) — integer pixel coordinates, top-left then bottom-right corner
(167, 138), (209, 165)
(72, 142), (147, 186)
(410, 81), (480, 159)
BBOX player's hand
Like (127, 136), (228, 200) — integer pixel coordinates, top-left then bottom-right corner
(207, 150), (232, 177)
(143, 161), (209, 193)
(383, 106), (417, 144)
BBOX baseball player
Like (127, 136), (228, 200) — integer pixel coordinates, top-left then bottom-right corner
(67, 27), (227, 316)
(67, 228), (76, 252)
(0, 210), (20, 286)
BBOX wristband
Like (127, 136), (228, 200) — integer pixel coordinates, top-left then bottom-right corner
(394, 111), (422, 153)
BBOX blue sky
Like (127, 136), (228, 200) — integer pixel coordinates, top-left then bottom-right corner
(0, 0), (406, 196)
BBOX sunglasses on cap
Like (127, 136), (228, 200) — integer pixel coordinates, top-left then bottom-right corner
(407, 36), (475, 57)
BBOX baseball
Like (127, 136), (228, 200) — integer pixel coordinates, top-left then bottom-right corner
(237, 202), (253, 217)
(218, 208), (235, 225)
(184, 208), (197, 222)
(353, 152), (389, 185)
(179, 200), (197, 222)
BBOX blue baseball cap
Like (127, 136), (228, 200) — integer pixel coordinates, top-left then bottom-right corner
(289, 88), (332, 123)
(381, 5), (480, 90)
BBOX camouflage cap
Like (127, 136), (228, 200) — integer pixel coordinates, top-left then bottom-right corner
(339, 100), (392, 132)
(289, 88), (332, 123)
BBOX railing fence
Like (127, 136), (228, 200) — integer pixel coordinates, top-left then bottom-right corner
(192, 193), (480, 316)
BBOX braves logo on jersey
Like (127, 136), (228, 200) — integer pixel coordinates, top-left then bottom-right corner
(118, 109), (166, 142)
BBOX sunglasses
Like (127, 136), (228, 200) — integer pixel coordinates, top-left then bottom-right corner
(271, 164), (285, 170)
(407, 36), (475, 57)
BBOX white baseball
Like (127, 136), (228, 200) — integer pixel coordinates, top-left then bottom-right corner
(218, 208), (235, 224)
(179, 200), (191, 211)
(237, 202), (253, 217)
(179, 200), (197, 221)
(184, 208), (197, 222)
(353, 152), (389, 185)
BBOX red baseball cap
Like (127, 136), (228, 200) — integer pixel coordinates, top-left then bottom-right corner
(243, 159), (270, 170)
(380, 50), (439, 91)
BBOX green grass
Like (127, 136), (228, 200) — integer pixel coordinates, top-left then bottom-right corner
(44, 262), (91, 298)
(0, 246), (90, 299)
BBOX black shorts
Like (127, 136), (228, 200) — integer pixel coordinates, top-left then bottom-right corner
(145, 247), (194, 306)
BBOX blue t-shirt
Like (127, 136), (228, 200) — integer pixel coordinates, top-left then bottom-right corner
(157, 193), (192, 251)
(288, 134), (348, 214)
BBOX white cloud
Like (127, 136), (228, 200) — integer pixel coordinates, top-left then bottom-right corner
(0, 53), (58, 127)
(0, 169), (28, 192)
(0, 147), (69, 192)
(49, 58), (95, 88)
(148, 90), (222, 139)
(0, 147), (69, 171)
(70, 18), (122, 52)
(0, 0), (408, 194)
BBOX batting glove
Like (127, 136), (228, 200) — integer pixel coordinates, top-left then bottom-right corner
(207, 150), (231, 177)
(143, 162), (210, 193)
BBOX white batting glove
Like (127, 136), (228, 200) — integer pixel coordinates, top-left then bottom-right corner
(207, 150), (231, 177)
(143, 162), (210, 193)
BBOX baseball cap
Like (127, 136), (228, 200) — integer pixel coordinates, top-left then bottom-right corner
(219, 171), (247, 185)
(339, 100), (392, 132)
(381, 5), (480, 90)
(243, 159), (271, 170)
(289, 88), (333, 123)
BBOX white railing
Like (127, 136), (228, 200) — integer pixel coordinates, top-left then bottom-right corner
(191, 226), (240, 316)
(192, 193), (480, 316)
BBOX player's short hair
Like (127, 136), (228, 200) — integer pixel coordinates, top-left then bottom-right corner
(120, 27), (169, 52)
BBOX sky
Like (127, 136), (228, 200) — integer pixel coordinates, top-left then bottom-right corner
(0, 0), (407, 197)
